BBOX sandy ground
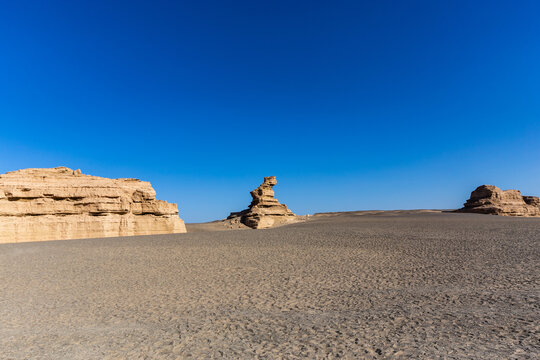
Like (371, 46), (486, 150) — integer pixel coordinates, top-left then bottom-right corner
(1, 211), (539, 359)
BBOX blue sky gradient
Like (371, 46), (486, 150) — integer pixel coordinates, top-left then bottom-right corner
(1, 1), (539, 222)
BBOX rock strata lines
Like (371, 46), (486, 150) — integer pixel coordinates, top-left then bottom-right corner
(0, 167), (186, 243)
(228, 176), (296, 229)
(458, 184), (540, 216)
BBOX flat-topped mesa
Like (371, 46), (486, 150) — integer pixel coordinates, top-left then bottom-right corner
(0, 167), (186, 243)
(457, 184), (540, 217)
(228, 176), (296, 229)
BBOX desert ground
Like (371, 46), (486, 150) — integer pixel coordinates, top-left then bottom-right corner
(1, 211), (539, 359)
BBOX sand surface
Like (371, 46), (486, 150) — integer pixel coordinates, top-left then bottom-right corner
(1, 212), (539, 359)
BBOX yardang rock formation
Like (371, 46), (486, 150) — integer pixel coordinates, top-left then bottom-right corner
(458, 184), (540, 216)
(0, 167), (186, 243)
(228, 176), (296, 229)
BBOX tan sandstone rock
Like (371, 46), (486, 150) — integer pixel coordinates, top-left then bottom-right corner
(0, 167), (186, 243)
(458, 185), (540, 216)
(228, 176), (296, 229)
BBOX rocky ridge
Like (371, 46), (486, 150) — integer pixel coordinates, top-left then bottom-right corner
(228, 176), (296, 229)
(458, 184), (540, 216)
(0, 167), (186, 243)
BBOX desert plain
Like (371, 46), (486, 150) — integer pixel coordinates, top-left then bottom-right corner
(1, 211), (539, 359)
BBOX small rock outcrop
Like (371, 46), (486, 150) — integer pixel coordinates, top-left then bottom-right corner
(0, 167), (186, 243)
(458, 185), (540, 216)
(228, 176), (296, 229)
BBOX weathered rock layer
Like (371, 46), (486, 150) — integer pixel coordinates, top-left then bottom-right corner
(228, 176), (296, 229)
(0, 167), (186, 243)
(458, 185), (540, 216)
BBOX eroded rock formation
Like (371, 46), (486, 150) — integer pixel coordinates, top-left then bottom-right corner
(228, 176), (296, 229)
(458, 185), (540, 216)
(0, 167), (186, 243)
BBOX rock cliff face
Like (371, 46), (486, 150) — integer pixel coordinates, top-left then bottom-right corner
(228, 176), (296, 229)
(458, 185), (540, 216)
(0, 167), (186, 243)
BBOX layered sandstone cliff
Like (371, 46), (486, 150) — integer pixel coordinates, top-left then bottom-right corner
(458, 185), (540, 216)
(228, 176), (296, 229)
(0, 167), (186, 243)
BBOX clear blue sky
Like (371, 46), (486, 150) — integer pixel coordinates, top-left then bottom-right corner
(1, 1), (539, 222)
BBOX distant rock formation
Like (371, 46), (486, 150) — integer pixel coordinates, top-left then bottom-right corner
(458, 185), (540, 216)
(228, 176), (296, 229)
(0, 167), (186, 243)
